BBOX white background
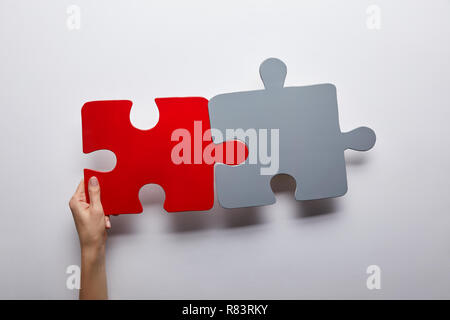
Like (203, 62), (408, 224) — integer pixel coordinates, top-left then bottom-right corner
(0, 0), (449, 299)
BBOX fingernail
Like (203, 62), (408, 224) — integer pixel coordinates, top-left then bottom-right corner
(89, 176), (99, 186)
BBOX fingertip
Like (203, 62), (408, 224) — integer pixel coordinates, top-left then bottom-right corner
(75, 179), (85, 194)
(88, 176), (101, 205)
(89, 176), (99, 187)
(105, 216), (111, 229)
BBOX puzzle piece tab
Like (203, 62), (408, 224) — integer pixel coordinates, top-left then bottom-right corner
(82, 98), (247, 215)
(208, 58), (376, 208)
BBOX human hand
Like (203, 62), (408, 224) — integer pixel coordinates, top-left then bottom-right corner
(69, 177), (111, 251)
(69, 177), (110, 299)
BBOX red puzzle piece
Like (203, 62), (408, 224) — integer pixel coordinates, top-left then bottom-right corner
(82, 97), (247, 215)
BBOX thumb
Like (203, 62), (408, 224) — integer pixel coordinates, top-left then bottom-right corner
(88, 176), (102, 210)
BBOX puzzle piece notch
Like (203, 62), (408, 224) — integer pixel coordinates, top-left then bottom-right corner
(208, 58), (376, 209)
(82, 98), (248, 215)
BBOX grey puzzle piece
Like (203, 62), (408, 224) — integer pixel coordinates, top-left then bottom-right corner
(208, 58), (376, 209)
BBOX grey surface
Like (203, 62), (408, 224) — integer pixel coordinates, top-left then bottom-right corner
(209, 58), (376, 208)
(0, 0), (450, 299)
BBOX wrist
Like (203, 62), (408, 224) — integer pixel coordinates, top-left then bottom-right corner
(81, 244), (106, 261)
